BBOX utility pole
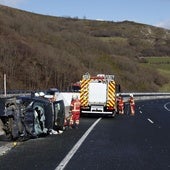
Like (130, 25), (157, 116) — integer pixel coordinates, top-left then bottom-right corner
(4, 74), (6, 97)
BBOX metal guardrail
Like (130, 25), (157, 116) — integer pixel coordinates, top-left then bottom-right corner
(120, 92), (170, 96)
(1, 92), (170, 100)
(120, 92), (170, 101)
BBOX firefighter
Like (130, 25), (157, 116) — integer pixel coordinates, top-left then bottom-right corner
(118, 94), (124, 114)
(69, 95), (81, 129)
(129, 94), (135, 115)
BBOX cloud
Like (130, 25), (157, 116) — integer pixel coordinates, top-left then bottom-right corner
(156, 20), (170, 29)
(0, 0), (24, 7)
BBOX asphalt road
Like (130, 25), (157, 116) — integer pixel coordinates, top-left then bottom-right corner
(0, 99), (170, 170)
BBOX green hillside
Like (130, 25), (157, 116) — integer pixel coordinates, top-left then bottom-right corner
(140, 57), (170, 91)
(0, 5), (170, 92)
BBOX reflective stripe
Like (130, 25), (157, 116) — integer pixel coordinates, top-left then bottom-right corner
(72, 109), (80, 112)
(107, 81), (116, 107)
(80, 79), (90, 106)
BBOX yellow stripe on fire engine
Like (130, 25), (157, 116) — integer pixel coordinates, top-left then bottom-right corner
(107, 81), (116, 107)
(80, 79), (90, 106)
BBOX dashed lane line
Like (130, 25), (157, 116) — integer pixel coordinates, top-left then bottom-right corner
(147, 118), (154, 124)
(55, 117), (102, 170)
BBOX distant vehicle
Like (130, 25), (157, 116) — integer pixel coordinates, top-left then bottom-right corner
(80, 73), (119, 116)
(46, 88), (59, 96)
(71, 82), (81, 92)
(0, 95), (65, 141)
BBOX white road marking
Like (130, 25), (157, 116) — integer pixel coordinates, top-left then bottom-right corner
(139, 110), (142, 114)
(147, 118), (154, 124)
(164, 102), (170, 111)
(55, 118), (102, 170)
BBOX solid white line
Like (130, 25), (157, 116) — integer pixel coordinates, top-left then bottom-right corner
(147, 118), (154, 124)
(55, 118), (102, 170)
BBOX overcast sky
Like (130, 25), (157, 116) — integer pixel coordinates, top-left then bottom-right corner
(0, 0), (170, 29)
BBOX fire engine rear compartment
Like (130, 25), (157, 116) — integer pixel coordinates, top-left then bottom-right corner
(83, 82), (111, 114)
(89, 82), (107, 105)
(80, 75), (116, 115)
